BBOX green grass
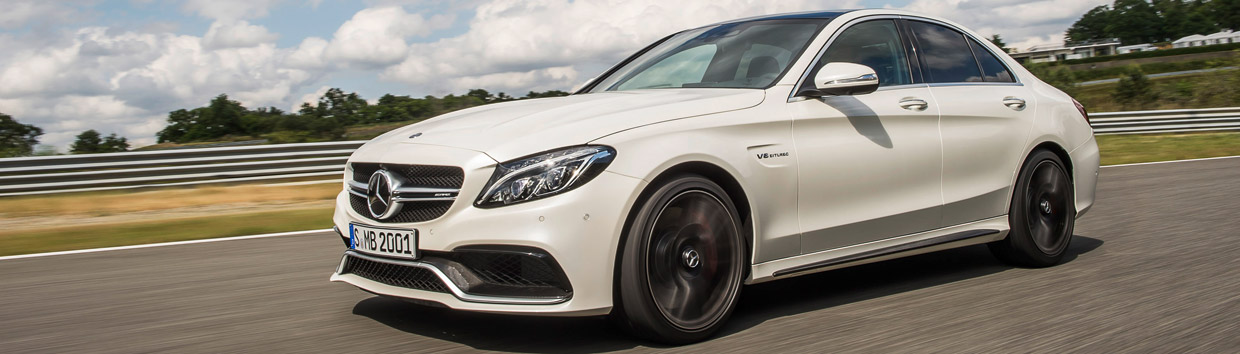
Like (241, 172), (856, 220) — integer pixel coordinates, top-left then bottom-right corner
(1097, 131), (1240, 166)
(0, 207), (333, 256)
(1074, 71), (1239, 112)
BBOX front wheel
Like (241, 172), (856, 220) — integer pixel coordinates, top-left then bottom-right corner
(990, 149), (1076, 267)
(612, 175), (745, 344)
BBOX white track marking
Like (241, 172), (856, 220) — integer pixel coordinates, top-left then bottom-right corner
(0, 229), (332, 261)
(1102, 155), (1240, 168)
(4, 154), (1239, 261)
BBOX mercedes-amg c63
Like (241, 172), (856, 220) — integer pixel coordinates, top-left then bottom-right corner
(330, 9), (1099, 344)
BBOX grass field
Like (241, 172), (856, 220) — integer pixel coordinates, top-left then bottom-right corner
(0, 207), (333, 256)
(1097, 131), (1240, 165)
(1, 131), (1238, 256)
(1073, 71), (1239, 112)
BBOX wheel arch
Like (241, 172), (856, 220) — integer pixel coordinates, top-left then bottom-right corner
(611, 161), (756, 307)
(1005, 139), (1074, 216)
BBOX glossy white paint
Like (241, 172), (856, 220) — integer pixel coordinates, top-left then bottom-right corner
(330, 9), (1099, 316)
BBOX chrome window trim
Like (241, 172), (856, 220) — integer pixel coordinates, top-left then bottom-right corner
(338, 250), (570, 305)
(926, 82), (1025, 87)
(786, 15), (910, 103)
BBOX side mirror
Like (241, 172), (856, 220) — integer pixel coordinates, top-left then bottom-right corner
(808, 62), (879, 96)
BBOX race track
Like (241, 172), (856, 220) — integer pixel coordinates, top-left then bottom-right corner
(2, 157), (1238, 353)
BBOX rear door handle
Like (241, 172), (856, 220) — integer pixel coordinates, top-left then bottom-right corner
(899, 98), (928, 111)
(1003, 97), (1026, 110)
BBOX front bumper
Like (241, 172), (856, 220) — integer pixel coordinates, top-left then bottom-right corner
(330, 144), (644, 316)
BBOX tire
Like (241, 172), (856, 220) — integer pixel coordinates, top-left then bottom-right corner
(989, 149), (1076, 267)
(612, 175), (746, 344)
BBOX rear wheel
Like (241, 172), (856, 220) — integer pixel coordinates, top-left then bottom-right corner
(613, 175), (745, 344)
(990, 150), (1075, 267)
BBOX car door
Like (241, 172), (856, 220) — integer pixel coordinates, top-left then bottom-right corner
(904, 19), (1037, 226)
(789, 19), (944, 254)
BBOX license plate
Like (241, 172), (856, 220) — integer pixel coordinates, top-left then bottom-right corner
(349, 223), (418, 260)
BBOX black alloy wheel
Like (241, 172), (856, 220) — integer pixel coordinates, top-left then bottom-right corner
(613, 175), (745, 344)
(990, 149), (1076, 267)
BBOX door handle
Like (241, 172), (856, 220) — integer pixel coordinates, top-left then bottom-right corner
(899, 98), (928, 111)
(1003, 97), (1027, 110)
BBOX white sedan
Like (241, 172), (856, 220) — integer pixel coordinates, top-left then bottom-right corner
(330, 9), (1099, 344)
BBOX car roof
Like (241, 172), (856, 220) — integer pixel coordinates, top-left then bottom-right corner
(715, 10), (855, 25)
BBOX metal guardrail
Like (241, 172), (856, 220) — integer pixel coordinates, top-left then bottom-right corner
(1090, 107), (1240, 135)
(0, 107), (1236, 197)
(0, 141), (364, 196)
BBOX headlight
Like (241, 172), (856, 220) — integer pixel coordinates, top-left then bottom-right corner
(475, 145), (616, 208)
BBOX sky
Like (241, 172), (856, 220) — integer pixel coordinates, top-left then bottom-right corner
(0, 0), (1109, 150)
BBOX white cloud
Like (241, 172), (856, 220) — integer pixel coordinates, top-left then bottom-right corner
(384, 0), (858, 93)
(203, 21), (280, 49)
(293, 85), (332, 111)
(324, 6), (455, 68)
(182, 0), (285, 21)
(0, 1), (85, 29)
(0, 26), (323, 148)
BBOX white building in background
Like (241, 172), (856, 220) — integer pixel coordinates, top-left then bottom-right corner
(1008, 39), (1120, 63)
(1173, 34), (1207, 48)
(1173, 30), (1239, 48)
(1117, 43), (1157, 54)
(1203, 30), (1240, 45)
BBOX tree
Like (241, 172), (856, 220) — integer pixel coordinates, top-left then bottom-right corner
(70, 130), (129, 154)
(1027, 64), (1080, 97)
(102, 133), (130, 152)
(1217, 0), (1240, 31)
(70, 130), (102, 154)
(988, 34), (1010, 53)
(1108, 0), (1164, 44)
(1112, 66), (1158, 109)
(0, 113), (43, 157)
(1066, 5), (1113, 43)
(1154, 0), (1219, 40)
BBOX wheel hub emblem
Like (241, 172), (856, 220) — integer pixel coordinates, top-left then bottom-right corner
(367, 170), (403, 220)
(682, 248), (701, 269)
(1039, 199), (1052, 214)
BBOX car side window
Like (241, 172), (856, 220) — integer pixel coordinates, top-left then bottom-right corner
(805, 19), (912, 89)
(968, 39), (1015, 83)
(908, 21), (983, 83)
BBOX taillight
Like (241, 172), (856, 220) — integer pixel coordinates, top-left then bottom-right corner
(1072, 98), (1089, 124)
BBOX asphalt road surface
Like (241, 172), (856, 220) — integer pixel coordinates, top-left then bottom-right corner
(2, 157), (1238, 353)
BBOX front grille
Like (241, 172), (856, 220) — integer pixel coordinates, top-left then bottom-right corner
(349, 163), (463, 223)
(340, 255), (449, 293)
(349, 194), (454, 223)
(351, 163), (463, 188)
(457, 252), (564, 288)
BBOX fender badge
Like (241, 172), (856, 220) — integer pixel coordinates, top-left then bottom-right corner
(409, 132), (423, 138)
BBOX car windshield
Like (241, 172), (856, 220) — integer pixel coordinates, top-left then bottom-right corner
(587, 19), (828, 92)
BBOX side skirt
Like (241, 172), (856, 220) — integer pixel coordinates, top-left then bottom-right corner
(749, 216), (1009, 283)
(773, 229), (998, 277)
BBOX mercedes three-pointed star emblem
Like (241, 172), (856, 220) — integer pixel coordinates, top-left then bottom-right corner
(366, 170), (403, 220)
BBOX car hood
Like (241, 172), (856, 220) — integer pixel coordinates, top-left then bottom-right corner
(364, 89), (765, 162)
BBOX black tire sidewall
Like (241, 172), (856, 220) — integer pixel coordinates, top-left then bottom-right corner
(615, 175), (745, 344)
(998, 150), (1076, 267)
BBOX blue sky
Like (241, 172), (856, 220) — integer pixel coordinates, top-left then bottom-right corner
(0, 0), (1108, 149)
